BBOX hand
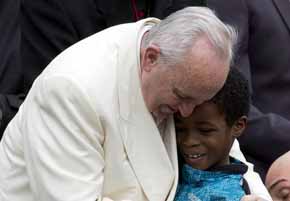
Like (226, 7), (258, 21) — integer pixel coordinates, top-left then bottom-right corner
(241, 195), (269, 201)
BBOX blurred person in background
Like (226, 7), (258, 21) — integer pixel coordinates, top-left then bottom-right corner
(266, 151), (290, 201)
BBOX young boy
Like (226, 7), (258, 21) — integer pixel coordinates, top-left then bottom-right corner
(174, 67), (251, 201)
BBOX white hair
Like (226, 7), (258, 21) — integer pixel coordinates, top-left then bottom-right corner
(143, 7), (237, 66)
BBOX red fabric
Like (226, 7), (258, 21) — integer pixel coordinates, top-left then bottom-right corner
(130, 0), (145, 21)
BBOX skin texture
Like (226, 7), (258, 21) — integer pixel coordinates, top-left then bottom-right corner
(140, 36), (229, 124)
(266, 151), (290, 201)
(175, 101), (246, 170)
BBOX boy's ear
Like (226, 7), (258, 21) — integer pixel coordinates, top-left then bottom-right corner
(231, 116), (248, 138)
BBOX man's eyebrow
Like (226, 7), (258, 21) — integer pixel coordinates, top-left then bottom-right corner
(173, 87), (192, 99)
(269, 178), (288, 191)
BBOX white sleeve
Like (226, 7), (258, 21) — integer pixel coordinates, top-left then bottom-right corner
(23, 75), (105, 201)
(230, 140), (272, 201)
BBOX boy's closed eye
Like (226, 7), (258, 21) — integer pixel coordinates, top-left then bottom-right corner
(198, 128), (217, 135)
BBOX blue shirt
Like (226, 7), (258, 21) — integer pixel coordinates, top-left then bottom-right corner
(175, 160), (247, 201)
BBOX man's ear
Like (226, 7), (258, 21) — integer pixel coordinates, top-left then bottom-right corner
(141, 44), (161, 72)
(231, 116), (247, 138)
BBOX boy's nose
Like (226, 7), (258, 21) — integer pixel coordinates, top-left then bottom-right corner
(182, 134), (201, 147)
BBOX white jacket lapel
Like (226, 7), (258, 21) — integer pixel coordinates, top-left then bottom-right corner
(162, 117), (179, 201)
(116, 19), (176, 201)
(119, 92), (175, 201)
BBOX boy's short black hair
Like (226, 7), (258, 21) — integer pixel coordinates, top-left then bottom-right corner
(210, 67), (250, 126)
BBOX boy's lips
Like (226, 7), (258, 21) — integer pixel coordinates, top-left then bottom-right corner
(184, 153), (206, 159)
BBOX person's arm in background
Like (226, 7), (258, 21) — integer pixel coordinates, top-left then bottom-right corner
(208, 0), (290, 177)
(241, 107), (290, 172)
(0, 0), (24, 136)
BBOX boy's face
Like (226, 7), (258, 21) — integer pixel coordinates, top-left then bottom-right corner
(175, 101), (245, 170)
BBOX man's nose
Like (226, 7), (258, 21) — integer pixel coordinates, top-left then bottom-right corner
(178, 101), (195, 117)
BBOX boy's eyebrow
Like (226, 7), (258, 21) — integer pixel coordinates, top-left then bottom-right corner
(195, 121), (217, 127)
(175, 120), (217, 128)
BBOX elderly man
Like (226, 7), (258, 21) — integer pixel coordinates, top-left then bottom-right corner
(0, 7), (268, 201)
